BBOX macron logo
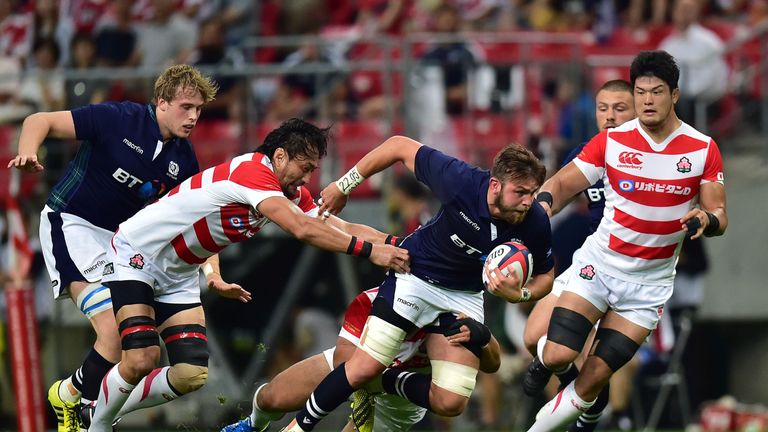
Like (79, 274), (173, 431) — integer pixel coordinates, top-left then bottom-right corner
(459, 211), (481, 231)
(123, 138), (144, 154)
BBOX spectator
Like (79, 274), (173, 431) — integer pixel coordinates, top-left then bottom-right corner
(0, 57), (32, 124)
(19, 36), (65, 112)
(188, 16), (245, 121)
(0, 0), (33, 62)
(421, 3), (480, 115)
(659, 0), (729, 123)
(93, 0), (138, 67)
(65, 32), (107, 109)
(134, 0), (197, 68)
(32, 0), (74, 65)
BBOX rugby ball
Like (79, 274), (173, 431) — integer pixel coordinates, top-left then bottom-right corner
(482, 242), (533, 288)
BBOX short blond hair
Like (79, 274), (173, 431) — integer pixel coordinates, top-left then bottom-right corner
(153, 64), (218, 104)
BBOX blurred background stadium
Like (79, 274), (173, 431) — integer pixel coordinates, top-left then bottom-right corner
(1, 0), (767, 430)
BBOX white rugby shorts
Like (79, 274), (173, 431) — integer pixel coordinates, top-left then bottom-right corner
(379, 272), (484, 329)
(39, 206), (112, 299)
(103, 231), (201, 304)
(555, 256), (673, 330)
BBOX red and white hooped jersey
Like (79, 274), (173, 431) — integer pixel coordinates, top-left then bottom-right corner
(340, 288), (430, 369)
(573, 119), (724, 284)
(119, 152), (318, 273)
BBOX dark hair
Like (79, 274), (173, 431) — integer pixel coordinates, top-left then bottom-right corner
(491, 144), (546, 187)
(256, 118), (330, 161)
(597, 79), (632, 94)
(33, 36), (61, 63)
(630, 50), (680, 91)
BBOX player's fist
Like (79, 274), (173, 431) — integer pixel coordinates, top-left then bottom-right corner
(369, 244), (410, 273)
(483, 266), (523, 302)
(8, 153), (44, 172)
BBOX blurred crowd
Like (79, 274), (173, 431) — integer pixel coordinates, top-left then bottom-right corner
(0, 0), (762, 128)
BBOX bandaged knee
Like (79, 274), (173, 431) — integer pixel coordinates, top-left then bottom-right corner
(168, 363), (208, 394)
(430, 360), (478, 398)
(76, 283), (113, 319)
(360, 316), (406, 366)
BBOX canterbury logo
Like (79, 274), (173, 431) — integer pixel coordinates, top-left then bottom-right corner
(618, 152), (643, 166)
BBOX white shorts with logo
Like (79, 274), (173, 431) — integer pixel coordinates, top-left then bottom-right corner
(322, 348), (427, 431)
(554, 256), (673, 330)
(39, 206), (112, 299)
(102, 231), (201, 304)
(381, 272), (484, 328)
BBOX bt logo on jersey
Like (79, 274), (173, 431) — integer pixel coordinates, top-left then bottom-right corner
(450, 234), (482, 255)
(113, 168), (144, 188)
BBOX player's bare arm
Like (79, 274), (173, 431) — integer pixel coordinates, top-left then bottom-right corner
(201, 254), (251, 303)
(484, 266), (554, 303)
(324, 215), (389, 244)
(319, 135), (423, 215)
(680, 181), (728, 239)
(536, 162), (592, 216)
(8, 111), (77, 172)
(258, 195), (410, 272)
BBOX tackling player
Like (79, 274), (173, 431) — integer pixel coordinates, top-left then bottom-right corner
(220, 287), (502, 432)
(279, 140), (556, 432)
(525, 50), (727, 431)
(7, 65), (225, 432)
(85, 118), (409, 431)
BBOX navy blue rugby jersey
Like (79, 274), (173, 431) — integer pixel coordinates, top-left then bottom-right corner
(563, 143), (604, 233)
(399, 146), (554, 293)
(46, 101), (200, 232)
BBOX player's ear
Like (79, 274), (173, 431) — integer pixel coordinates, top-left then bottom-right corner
(489, 177), (501, 193)
(671, 87), (680, 104)
(274, 148), (286, 166)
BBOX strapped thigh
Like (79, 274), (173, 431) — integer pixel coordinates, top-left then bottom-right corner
(161, 324), (209, 366)
(547, 307), (594, 352)
(590, 328), (640, 372)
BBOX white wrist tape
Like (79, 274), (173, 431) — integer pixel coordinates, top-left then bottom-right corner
(202, 263), (216, 277)
(335, 166), (365, 195)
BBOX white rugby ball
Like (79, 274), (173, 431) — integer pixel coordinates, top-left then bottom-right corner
(482, 242), (534, 288)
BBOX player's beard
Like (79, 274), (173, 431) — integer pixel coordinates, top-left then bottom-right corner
(494, 194), (528, 224)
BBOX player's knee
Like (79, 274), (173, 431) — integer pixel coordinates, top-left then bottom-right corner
(591, 328), (640, 372)
(162, 324), (209, 394)
(168, 363), (208, 394)
(119, 316), (160, 375)
(346, 357), (387, 388)
(122, 349), (161, 380)
(257, 383), (280, 411)
(430, 359), (477, 416)
(544, 307), (593, 366)
(523, 325), (544, 356)
(429, 386), (469, 417)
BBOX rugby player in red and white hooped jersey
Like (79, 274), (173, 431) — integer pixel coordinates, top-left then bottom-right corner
(524, 50), (728, 432)
(86, 119), (410, 432)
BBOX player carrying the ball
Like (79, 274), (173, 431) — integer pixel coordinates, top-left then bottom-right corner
(523, 50), (728, 432)
(277, 140), (556, 432)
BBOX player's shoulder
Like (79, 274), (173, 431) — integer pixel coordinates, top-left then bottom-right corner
(678, 122), (714, 145)
(229, 152), (279, 187)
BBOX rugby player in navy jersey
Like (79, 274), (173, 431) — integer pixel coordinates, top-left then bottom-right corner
(7, 65), (247, 431)
(276, 140), (556, 432)
(521, 79), (636, 432)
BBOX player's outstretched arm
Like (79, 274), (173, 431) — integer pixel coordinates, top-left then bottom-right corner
(536, 162), (592, 217)
(319, 135), (423, 216)
(258, 196), (410, 272)
(8, 111), (76, 172)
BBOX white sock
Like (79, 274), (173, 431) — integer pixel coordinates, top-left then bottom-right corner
(251, 383), (284, 429)
(527, 382), (595, 432)
(90, 364), (135, 431)
(58, 376), (80, 403)
(116, 367), (180, 417)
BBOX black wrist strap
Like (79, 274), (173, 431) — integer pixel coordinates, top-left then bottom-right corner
(536, 192), (553, 208)
(385, 234), (403, 247)
(703, 211), (720, 236)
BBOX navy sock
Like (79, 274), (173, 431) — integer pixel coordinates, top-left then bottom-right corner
(73, 349), (115, 401)
(381, 368), (432, 411)
(295, 363), (354, 431)
(557, 364), (580, 390)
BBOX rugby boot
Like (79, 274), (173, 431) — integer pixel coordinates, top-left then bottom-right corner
(522, 356), (553, 397)
(221, 417), (267, 432)
(349, 388), (375, 432)
(48, 380), (81, 432)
